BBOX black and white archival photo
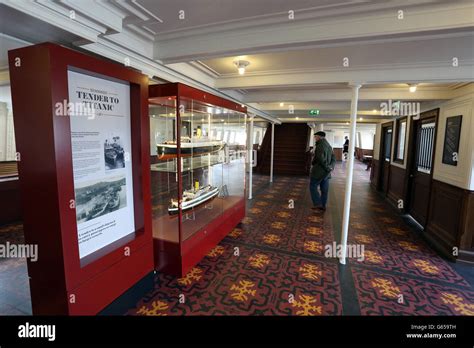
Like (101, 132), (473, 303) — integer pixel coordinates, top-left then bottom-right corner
(74, 175), (127, 223)
(104, 135), (125, 170)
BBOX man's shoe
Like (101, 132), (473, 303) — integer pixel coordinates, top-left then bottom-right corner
(317, 206), (327, 212)
(311, 206), (319, 210)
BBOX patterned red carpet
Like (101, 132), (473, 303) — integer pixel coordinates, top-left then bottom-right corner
(0, 162), (473, 315)
(126, 162), (473, 316)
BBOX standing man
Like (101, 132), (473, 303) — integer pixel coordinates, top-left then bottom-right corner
(310, 131), (336, 211)
(343, 136), (349, 160)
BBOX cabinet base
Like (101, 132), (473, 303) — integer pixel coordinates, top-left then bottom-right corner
(154, 198), (245, 277)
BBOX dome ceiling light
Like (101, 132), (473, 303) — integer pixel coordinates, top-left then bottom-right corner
(233, 60), (250, 75)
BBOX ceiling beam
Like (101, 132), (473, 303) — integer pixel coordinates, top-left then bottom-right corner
(217, 63), (474, 90)
(279, 116), (392, 124)
(242, 87), (467, 103)
(0, 0), (281, 124)
(154, 2), (474, 63)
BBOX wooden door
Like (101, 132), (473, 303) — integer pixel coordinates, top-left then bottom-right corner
(407, 112), (438, 227)
(379, 124), (393, 194)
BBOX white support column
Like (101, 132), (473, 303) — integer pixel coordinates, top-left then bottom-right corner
(270, 123), (275, 183)
(248, 117), (254, 200)
(340, 84), (362, 265)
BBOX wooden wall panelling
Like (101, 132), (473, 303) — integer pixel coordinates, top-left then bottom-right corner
(387, 165), (407, 208)
(458, 190), (474, 263)
(425, 180), (464, 260)
(370, 159), (379, 189)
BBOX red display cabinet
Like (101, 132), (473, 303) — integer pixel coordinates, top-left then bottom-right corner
(8, 43), (153, 315)
(149, 83), (247, 276)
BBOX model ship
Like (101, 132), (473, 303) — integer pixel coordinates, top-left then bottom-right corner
(157, 137), (225, 160)
(168, 184), (219, 215)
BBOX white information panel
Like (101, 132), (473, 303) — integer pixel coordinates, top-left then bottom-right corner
(67, 69), (135, 259)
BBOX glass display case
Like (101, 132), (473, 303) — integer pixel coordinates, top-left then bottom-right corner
(149, 83), (247, 276)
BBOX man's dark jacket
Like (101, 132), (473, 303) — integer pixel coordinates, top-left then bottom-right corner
(311, 138), (336, 180)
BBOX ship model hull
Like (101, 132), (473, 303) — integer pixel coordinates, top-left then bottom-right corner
(168, 185), (219, 215)
(157, 141), (224, 160)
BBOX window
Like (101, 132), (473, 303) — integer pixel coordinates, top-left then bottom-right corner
(0, 85), (18, 179)
(384, 128), (392, 162)
(394, 117), (407, 163)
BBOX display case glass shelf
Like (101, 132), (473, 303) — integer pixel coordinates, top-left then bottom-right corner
(149, 83), (247, 276)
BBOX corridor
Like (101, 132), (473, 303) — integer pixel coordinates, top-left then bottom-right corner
(121, 162), (474, 315)
(1, 1), (474, 344)
(1, 162), (473, 316)
(1, 161), (473, 316)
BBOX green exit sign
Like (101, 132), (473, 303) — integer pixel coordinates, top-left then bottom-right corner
(309, 109), (320, 115)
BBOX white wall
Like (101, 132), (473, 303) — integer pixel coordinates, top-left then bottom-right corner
(372, 91), (474, 190)
(325, 130), (335, 147)
(333, 130), (345, 148)
(324, 124), (374, 150)
(433, 92), (474, 190)
(360, 131), (374, 149)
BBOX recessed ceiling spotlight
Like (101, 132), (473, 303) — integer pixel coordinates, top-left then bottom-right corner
(234, 60), (250, 75)
(359, 117), (363, 121)
(296, 117), (299, 120)
(372, 109), (377, 113)
(409, 83), (418, 93)
(280, 102), (284, 107)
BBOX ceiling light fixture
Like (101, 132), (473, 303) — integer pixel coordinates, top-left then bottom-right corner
(280, 102), (284, 107)
(409, 83), (418, 93)
(234, 60), (250, 75)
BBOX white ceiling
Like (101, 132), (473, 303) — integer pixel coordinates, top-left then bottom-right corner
(200, 35), (474, 76)
(0, 0), (473, 124)
(130, 0), (362, 35)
